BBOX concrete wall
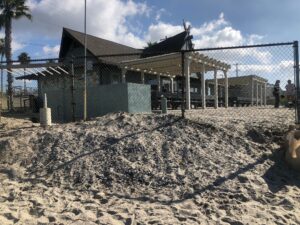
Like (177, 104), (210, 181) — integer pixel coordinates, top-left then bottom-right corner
(39, 75), (67, 121)
(87, 83), (151, 119)
(40, 75), (151, 122)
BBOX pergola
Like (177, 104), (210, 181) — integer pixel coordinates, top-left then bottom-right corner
(0, 62), (70, 80)
(119, 52), (231, 110)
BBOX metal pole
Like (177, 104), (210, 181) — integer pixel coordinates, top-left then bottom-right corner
(71, 59), (75, 122)
(181, 51), (185, 118)
(83, 0), (87, 121)
(0, 54), (3, 123)
(24, 68), (26, 94)
(293, 41), (300, 124)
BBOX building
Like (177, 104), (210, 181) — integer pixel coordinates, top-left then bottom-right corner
(206, 75), (268, 106)
(16, 27), (271, 122)
(16, 27), (233, 121)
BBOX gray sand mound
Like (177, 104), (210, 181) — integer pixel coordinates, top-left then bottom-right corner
(0, 112), (291, 200)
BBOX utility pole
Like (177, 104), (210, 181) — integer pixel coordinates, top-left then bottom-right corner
(83, 0), (87, 121)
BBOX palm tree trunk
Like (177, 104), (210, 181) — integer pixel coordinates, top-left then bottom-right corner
(5, 17), (13, 111)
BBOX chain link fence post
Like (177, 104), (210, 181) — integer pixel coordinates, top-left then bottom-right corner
(294, 41), (300, 124)
(70, 57), (76, 122)
(181, 51), (185, 119)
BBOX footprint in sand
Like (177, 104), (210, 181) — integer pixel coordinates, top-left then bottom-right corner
(3, 212), (19, 223)
(221, 217), (244, 225)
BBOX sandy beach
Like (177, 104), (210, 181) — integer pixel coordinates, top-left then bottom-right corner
(0, 107), (299, 225)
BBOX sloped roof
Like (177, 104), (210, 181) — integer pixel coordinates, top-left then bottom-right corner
(59, 28), (142, 64)
(142, 31), (193, 58)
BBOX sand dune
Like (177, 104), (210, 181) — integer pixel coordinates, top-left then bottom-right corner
(0, 108), (299, 224)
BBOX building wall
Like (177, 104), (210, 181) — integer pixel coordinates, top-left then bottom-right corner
(39, 74), (151, 122)
(39, 75), (68, 121)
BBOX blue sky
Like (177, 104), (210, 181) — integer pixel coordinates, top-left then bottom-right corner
(1, 0), (299, 87)
(144, 0), (300, 42)
(8, 0), (300, 60)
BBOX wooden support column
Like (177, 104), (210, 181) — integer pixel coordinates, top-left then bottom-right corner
(141, 71), (145, 84)
(224, 70), (228, 108)
(157, 75), (161, 92)
(214, 69), (218, 109)
(185, 58), (191, 110)
(121, 68), (127, 83)
(170, 77), (174, 93)
(256, 80), (259, 106)
(201, 64), (206, 109)
(260, 83), (263, 106)
(264, 82), (267, 106)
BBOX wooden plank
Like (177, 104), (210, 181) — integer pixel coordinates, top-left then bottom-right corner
(0, 62), (63, 69)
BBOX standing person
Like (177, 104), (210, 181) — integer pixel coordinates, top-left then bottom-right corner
(285, 80), (295, 108)
(273, 80), (280, 108)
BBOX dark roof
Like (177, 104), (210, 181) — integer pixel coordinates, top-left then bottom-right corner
(142, 31), (193, 58)
(59, 28), (142, 64)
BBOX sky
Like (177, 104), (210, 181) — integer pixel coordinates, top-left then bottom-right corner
(1, 0), (300, 87)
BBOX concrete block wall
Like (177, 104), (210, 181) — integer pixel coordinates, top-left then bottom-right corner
(40, 78), (151, 122)
(87, 83), (151, 119)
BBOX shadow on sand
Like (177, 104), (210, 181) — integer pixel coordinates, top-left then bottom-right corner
(262, 148), (300, 193)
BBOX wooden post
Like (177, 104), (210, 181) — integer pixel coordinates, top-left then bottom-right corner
(256, 80), (259, 106)
(214, 69), (218, 109)
(121, 68), (127, 83)
(260, 83), (263, 106)
(185, 58), (191, 110)
(264, 82), (267, 106)
(157, 75), (161, 92)
(201, 64), (206, 109)
(224, 70), (228, 108)
(141, 71), (145, 84)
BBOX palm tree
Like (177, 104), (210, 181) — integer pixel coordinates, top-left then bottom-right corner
(0, 0), (32, 110)
(18, 52), (30, 94)
(146, 41), (158, 48)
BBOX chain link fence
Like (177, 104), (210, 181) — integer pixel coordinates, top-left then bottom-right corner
(180, 42), (297, 123)
(0, 42), (298, 124)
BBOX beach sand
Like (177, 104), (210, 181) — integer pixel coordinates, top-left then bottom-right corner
(0, 107), (299, 225)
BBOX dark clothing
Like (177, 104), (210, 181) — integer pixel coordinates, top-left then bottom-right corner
(274, 94), (280, 108)
(273, 83), (280, 108)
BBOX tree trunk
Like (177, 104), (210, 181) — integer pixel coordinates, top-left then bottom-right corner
(5, 18), (13, 111)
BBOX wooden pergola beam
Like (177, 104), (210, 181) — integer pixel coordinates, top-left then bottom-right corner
(0, 62), (63, 69)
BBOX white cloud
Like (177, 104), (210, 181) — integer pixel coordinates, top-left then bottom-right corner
(0, 33), (26, 53)
(12, 2), (271, 64)
(155, 8), (166, 21)
(43, 45), (60, 57)
(18, 0), (149, 48)
(247, 34), (265, 45)
(193, 27), (243, 48)
(12, 40), (26, 53)
(192, 12), (228, 37)
(145, 22), (182, 43)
